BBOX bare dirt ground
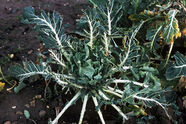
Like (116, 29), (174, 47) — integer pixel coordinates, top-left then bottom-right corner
(0, 0), (87, 73)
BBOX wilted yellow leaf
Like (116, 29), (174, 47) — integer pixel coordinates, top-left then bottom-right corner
(0, 82), (5, 91)
(140, 108), (148, 116)
(128, 14), (136, 21)
(162, 10), (181, 44)
(173, 20), (182, 39)
(174, 76), (186, 91)
(129, 10), (156, 22)
(143, 10), (155, 16)
(182, 28), (186, 36)
(133, 104), (148, 116)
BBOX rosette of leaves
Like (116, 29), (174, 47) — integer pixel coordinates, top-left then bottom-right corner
(11, 3), (170, 124)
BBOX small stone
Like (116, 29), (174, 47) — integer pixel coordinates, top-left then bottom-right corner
(39, 110), (46, 118)
(62, 121), (66, 124)
(82, 120), (88, 124)
(8, 8), (12, 11)
(8, 54), (14, 59)
(183, 100), (186, 109)
(16, 111), (23, 115)
(25, 104), (30, 108)
(4, 121), (11, 124)
(64, 2), (69, 6)
(34, 95), (42, 99)
(27, 50), (33, 54)
(11, 106), (16, 109)
(30, 100), (35, 107)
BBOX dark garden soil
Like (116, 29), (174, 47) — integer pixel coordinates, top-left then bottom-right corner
(0, 0), (186, 124)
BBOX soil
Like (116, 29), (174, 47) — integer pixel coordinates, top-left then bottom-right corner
(0, 0), (88, 73)
(0, 0), (185, 124)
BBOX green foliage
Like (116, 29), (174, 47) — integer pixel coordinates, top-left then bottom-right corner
(166, 52), (186, 80)
(14, 82), (27, 93)
(10, 0), (185, 123)
(126, 0), (183, 67)
(11, 61), (47, 83)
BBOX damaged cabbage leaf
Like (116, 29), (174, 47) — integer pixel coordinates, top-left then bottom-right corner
(161, 10), (181, 44)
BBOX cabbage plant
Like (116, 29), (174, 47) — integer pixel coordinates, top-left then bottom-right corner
(11, 1), (171, 124)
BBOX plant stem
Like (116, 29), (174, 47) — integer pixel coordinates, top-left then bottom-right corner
(98, 90), (128, 120)
(119, 37), (131, 67)
(102, 88), (122, 98)
(103, 33), (109, 55)
(164, 42), (174, 68)
(92, 96), (105, 124)
(52, 91), (81, 124)
(133, 95), (170, 119)
(107, 7), (112, 36)
(150, 26), (162, 51)
(53, 74), (83, 89)
(86, 15), (94, 49)
(107, 86), (123, 95)
(49, 50), (66, 67)
(112, 79), (148, 88)
(0, 66), (13, 86)
(78, 94), (89, 124)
